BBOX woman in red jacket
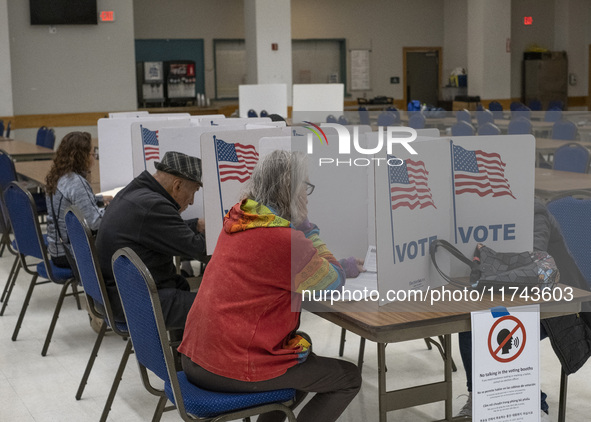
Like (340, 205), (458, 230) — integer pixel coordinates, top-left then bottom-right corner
(178, 150), (361, 422)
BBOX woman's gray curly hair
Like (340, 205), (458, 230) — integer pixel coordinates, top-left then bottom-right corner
(243, 149), (308, 224)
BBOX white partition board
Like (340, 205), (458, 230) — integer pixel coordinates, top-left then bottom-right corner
(239, 84), (288, 118)
(292, 84), (344, 112)
(129, 124), (250, 220)
(109, 111), (149, 118)
(97, 116), (191, 191)
(190, 115), (226, 125)
(201, 127), (285, 254)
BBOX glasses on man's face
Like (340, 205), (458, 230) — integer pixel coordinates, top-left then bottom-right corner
(305, 182), (315, 196)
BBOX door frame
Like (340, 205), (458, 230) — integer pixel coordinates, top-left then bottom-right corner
(403, 47), (442, 108)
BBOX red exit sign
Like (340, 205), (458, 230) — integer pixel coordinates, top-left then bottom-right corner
(99, 11), (115, 22)
(524, 16), (533, 25)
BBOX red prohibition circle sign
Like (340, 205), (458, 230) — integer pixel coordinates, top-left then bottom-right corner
(487, 315), (527, 363)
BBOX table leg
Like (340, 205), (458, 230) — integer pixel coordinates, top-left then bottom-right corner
(444, 334), (453, 421)
(377, 342), (387, 422)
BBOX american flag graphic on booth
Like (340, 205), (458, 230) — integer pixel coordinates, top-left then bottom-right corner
(141, 126), (160, 161)
(452, 144), (515, 199)
(388, 155), (436, 210)
(215, 136), (259, 183)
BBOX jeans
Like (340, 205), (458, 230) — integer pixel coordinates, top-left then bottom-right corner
(459, 324), (549, 411)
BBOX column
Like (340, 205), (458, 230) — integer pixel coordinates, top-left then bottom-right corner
(244, 0), (293, 103)
(466, 0), (512, 102)
(0, 0), (14, 118)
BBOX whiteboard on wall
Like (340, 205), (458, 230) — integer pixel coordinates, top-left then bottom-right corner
(239, 84), (288, 118)
(351, 49), (370, 91)
(292, 84), (344, 112)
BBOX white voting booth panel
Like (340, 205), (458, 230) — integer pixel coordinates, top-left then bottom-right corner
(129, 124), (250, 220)
(201, 127), (285, 254)
(97, 115), (191, 191)
(207, 117), (272, 127)
(108, 111), (149, 119)
(190, 115), (226, 125)
(372, 134), (534, 304)
(239, 84), (288, 118)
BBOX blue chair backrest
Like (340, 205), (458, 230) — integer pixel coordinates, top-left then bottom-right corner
(456, 109), (471, 123)
(0, 150), (17, 191)
(510, 101), (523, 111)
(112, 248), (170, 382)
(548, 100), (565, 111)
(44, 129), (56, 150)
(488, 101), (504, 120)
(528, 100), (542, 111)
(507, 116), (532, 135)
(337, 115), (349, 125)
(65, 208), (104, 306)
(36, 126), (49, 146)
(552, 120), (578, 140)
(511, 106), (531, 121)
(247, 109), (258, 118)
(477, 122), (500, 136)
(547, 196), (591, 287)
(259, 110), (268, 118)
(3, 182), (45, 260)
(326, 114), (337, 123)
(544, 108), (562, 122)
(0, 120), (4, 137)
(5, 121), (10, 138)
(451, 121), (475, 136)
(377, 111), (395, 127)
(386, 106), (397, 112)
(476, 109), (494, 126)
(408, 113), (425, 129)
(358, 107), (370, 126)
(553, 143), (590, 173)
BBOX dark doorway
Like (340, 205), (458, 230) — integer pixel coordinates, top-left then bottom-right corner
(403, 47), (441, 107)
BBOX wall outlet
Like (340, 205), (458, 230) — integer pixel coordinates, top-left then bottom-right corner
(49, 26), (57, 34)
(390, 77), (400, 84)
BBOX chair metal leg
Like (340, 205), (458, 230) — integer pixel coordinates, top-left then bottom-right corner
(151, 395), (168, 422)
(558, 367), (568, 422)
(71, 281), (82, 310)
(41, 279), (75, 356)
(76, 321), (107, 400)
(12, 274), (38, 341)
(338, 328), (347, 357)
(0, 257), (20, 315)
(424, 337), (433, 350)
(99, 339), (133, 422)
(358, 337), (366, 373)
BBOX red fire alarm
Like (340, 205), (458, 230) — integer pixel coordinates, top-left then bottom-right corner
(524, 16), (533, 25)
(271, 43), (278, 51)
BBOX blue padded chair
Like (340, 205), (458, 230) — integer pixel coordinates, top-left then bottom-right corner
(488, 101), (504, 120)
(456, 109), (471, 123)
(510, 101), (523, 111)
(528, 99), (542, 111)
(547, 196), (591, 287)
(377, 111), (397, 127)
(247, 109), (258, 118)
(477, 122), (501, 136)
(511, 105), (531, 121)
(36, 126), (56, 150)
(326, 114), (337, 123)
(548, 100), (565, 111)
(5, 121), (11, 138)
(259, 110), (268, 118)
(112, 247), (297, 422)
(551, 120), (578, 140)
(552, 143), (590, 173)
(0, 120), (4, 137)
(337, 115), (349, 125)
(408, 112), (426, 129)
(476, 109), (494, 127)
(64, 207), (132, 421)
(358, 106), (370, 126)
(0, 150), (47, 215)
(451, 120), (475, 136)
(3, 182), (80, 356)
(544, 107), (563, 122)
(507, 116), (532, 135)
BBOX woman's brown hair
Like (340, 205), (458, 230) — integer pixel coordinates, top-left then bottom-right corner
(45, 131), (93, 195)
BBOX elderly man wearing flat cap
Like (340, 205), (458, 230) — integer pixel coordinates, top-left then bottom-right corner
(96, 151), (206, 329)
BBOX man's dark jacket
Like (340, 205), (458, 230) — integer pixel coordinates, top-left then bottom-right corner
(96, 171), (206, 319)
